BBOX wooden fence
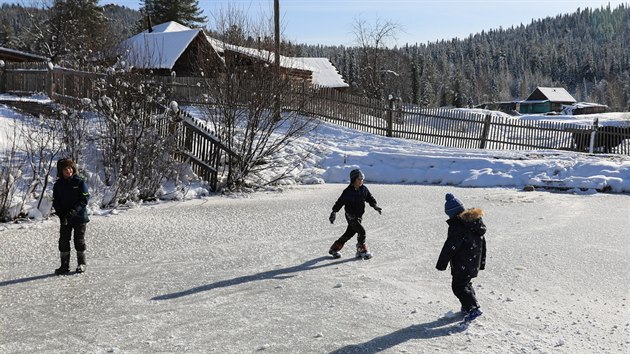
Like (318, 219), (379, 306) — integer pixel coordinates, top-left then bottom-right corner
(1, 63), (629, 158)
(0, 63), (237, 191)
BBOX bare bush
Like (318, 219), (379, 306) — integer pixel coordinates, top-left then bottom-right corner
(0, 119), (26, 221)
(200, 8), (319, 190)
(90, 70), (179, 207)
(19, 113), (62, 215)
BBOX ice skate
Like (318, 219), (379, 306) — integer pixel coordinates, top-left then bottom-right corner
(328, 249), (342, 259)
(355, 243), (372, 260)
(329, 240), (344, 259)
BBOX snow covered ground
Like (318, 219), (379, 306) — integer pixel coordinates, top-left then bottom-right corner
(1, 98), (629, 353)
(1, 184), (628, 353)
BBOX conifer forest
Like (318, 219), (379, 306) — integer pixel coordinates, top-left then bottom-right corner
(1, 2), (628, 110)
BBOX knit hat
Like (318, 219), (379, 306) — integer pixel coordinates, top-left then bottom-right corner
(444, 193), (465, 218)
(349, 169), (365, 183)
(56, 158), (76, 177)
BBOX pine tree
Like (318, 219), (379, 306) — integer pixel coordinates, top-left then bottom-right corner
(29, 0), (107, 66)
(139, 0), (206, 29)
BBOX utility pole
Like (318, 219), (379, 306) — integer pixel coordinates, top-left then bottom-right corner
(274, 0), (281, 120)
(274, 0), (280, 80)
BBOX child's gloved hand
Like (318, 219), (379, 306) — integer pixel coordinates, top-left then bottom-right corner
(373, 205), (382, 214)
(66, 209), (77, 219)
(329, 212), (336, 224)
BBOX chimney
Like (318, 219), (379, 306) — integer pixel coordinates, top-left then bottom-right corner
(147, 15), (153, 33)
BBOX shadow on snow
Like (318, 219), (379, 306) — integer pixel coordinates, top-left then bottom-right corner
(151, 256), (356, 301)
(0, 273), (55, 287)
(329, 315), (467, 354)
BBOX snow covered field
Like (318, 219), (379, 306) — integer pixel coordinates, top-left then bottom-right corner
(1, 184), (628, 353)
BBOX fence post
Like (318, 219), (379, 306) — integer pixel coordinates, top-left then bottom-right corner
(479, 113), (492, 149)
(588, 118), (599, 154)
(46, 64), (54, 98)
(0, 61), (5, 93)
(387, 96), (395, 137)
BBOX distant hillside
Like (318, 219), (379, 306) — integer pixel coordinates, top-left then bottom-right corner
(1, 3), (628, 110)
(297, 4), (630, 110)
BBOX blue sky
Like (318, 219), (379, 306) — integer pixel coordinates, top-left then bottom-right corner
(2, 0), (627, 46)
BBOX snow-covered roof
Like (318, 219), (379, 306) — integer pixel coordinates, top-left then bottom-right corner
(292, 58), (349, 88)
(119, 21), (347, 88)
(525, 87), (576, 103)
(218, 40), (313, 72)
(204, 34), (347, 88)
(143, 21), (193, 34)
(119, 21), (201, 70)
(569, 102), (608, 109)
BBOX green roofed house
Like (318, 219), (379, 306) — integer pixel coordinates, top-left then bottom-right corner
(519, 87), (576, 114)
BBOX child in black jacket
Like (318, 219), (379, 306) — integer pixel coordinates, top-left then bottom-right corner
(436, 193), (486, 322)
(328, 169), (382, 259)
(52, 158), (90, 275)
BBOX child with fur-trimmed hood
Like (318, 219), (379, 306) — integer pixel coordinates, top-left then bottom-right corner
(436, 193), (487, 321)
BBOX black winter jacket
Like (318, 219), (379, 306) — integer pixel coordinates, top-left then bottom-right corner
(332, 184), (377, 217)
(53, 175), (90, 225)
(436, 208), (486, 277)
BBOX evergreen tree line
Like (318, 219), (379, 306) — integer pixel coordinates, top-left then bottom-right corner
(297, 4), (630, 111)
(1, 2), (628, 110)
(0, 2), (140, 67)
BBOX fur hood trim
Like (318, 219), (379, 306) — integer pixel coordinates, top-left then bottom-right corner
(460, 208), (484, 221)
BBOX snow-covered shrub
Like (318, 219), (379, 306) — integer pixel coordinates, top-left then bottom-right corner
(89, 71), (179, 207)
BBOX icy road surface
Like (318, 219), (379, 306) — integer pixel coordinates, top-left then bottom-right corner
(1, 184), (629, 353)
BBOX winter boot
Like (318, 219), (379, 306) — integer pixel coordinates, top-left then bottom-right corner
(54, 252), (71, 275)
(76, 251), (86, 273)
(328, 241), (344, 259)
(356, 243), (372, 259)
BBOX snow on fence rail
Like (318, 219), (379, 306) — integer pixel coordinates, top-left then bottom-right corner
(1, 64), (629, 156)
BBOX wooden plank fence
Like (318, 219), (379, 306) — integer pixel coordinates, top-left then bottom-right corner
(1, 63), (629, 158)
(0, 63), (237, 191)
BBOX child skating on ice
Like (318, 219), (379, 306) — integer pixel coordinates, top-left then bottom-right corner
(436, 193), (487, 323)
(328, 169), (382, 259)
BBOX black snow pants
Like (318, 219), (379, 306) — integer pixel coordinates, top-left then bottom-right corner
(335, 213), (366, 245)
(59, 223), (87, 253)
(451, 274), (479, 312)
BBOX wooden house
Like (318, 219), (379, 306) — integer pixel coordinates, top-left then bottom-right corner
(519, 87), (576, 114)
(117, 21), (348, 90)
(117, 21), (224, 77)
(205, 35), (348, 90)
